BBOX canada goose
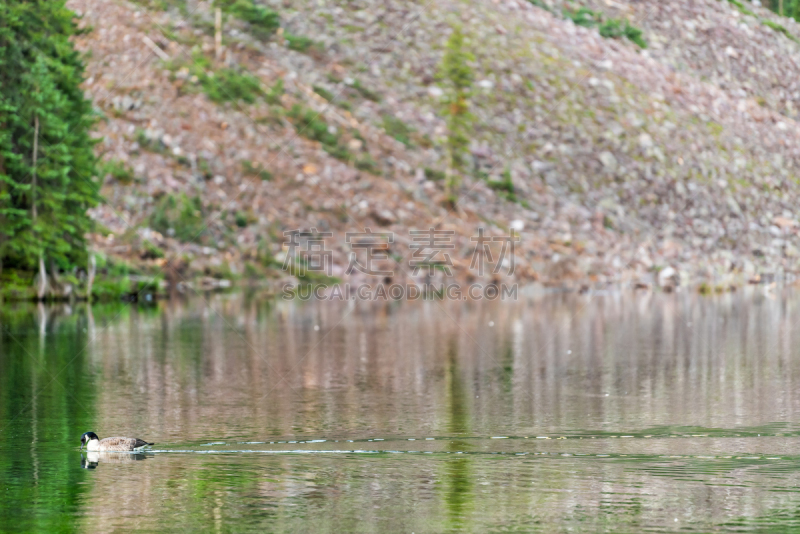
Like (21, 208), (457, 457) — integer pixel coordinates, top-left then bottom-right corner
(80, 431), (154, 452)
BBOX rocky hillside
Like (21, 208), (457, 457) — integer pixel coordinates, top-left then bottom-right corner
(70, 0), (800, 291)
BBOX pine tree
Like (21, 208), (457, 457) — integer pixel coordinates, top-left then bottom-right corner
(438, 27), (475, 202)
(0, 1), (99, 279)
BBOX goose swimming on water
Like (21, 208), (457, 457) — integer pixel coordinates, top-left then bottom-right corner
(80, 431), (154, 452)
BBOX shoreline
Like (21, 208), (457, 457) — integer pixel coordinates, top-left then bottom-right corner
(0, 267), (789, 304)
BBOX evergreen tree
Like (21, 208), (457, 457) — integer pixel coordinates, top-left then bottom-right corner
(438, 27), (475, 201)
(0, 1), (99, 277)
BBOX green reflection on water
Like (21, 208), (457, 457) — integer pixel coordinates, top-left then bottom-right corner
(443, 337), (473, 532)
(0, 307), (96, 532)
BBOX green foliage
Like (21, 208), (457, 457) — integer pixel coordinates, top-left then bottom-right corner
(286, 33), (317, 53)
(487, 169), (516, 202)
(234, 211), (249, 228)
(287, 104), (353, 161)
(351, 79), (381, 102)
(149, 193), (207, 243)
(355, 155), (380, 175)
(140, 240), (165, 259)
(598, 19), (648, 48)
(129, 0), (181, 10)
(91, 275), (132, 300)
(314, 84), (356, 111)
(134, 274), (163, 294)
(166, 52), (264, 104)
(772, 0), (799, 18)
(197, 157), (213, 179)
(265, 78), (284, 104)
(622, 22), (648, 48)
(135, 128), (166, 154)
(102, 159), (135, 184)
(438, 27), (475, 194)
(0, 1), (101, 273)
(439, 27), (474, 114)
(287, 105), (337, 145)
(215, 0), (280, 37)
(526, 0), (552, 12)
(723, 0), (799, 42)
(84, 254), (153, 300)
(382, 115), (414, 147)
(726, 0), (756, 16)
(598, 18), (624, 38)
(762, 19), (799, 42)
(256, 236), (275, 268)
(424, 167), (446, 181)
(322, 143), (353, 161)
(0, 270), (35, 300)
(565, 7), (600, 27)
(241, 160), (272, 180)
(201, 67), (263, 104)
(563, 7), (647, 48)
(313, 85), (335, 102)
(318, 81), (353, 110)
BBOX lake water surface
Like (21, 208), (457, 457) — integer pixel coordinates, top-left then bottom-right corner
(4, 290), (800, 532)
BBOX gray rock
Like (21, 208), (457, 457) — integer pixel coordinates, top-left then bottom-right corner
(599, 151), (617, 172)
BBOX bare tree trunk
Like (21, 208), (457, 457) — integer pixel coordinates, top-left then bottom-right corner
(37, 256), (46, 300)
(32, 115), (47, 301)
(49, 259), (60, 288)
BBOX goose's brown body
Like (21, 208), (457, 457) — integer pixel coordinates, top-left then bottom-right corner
(88, 436), (153, 451)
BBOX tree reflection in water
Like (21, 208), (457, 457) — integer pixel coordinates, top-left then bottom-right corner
(2, 292), (800, 531)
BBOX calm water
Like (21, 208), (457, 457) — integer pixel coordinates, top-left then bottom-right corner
(4, 290), (800, 531)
